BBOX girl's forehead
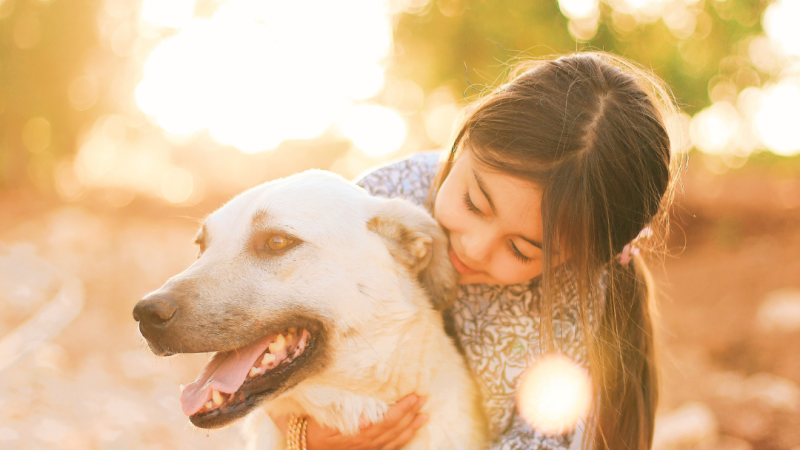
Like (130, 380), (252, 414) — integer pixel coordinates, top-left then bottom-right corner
(461, 150), (542, 203)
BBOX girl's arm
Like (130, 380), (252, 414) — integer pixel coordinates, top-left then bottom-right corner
(355, 151), (442, 209)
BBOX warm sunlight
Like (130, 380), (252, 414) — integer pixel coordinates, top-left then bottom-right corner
(135, 0), (394, 154)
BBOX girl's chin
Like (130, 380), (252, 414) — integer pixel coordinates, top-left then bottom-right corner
(458, 273), (490, 285)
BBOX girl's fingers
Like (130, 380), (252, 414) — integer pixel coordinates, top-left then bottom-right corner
(369, 397), (426, 447)
(269, 413), (288, 435)
(409, 412), (429, 430)
(360, 394), (419, 436)
(285, 394), (428, 450)
(381, 414), (428, 450)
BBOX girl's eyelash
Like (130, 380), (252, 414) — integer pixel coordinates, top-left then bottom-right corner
(508, 240), (533, 264)
(463, 192), (482, 214)
(463, 190), (532, 263)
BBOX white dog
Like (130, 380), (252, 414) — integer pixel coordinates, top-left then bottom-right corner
(133, 170), (488, 449)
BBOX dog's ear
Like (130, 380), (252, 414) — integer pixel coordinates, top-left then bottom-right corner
(367, 198), (459, 311)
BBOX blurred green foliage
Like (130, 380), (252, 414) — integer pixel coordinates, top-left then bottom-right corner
(0, 0), (783, 191)
(391, 0), (767, 114)
(0, 0), (100, 190)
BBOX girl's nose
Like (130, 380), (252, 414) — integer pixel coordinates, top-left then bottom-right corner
(461, 229), (493, 263)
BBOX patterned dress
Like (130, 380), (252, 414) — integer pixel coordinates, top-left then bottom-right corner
(356, 152), (595, 450)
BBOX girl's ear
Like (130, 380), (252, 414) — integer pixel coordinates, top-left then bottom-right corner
(367, 198), (459, 311)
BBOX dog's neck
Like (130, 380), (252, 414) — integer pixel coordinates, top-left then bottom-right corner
(266, 281), (447, 434)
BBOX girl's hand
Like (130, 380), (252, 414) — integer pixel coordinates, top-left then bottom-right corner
(272, 394), (428, 450)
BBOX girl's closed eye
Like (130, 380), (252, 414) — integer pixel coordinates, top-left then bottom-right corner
(463, 191), (482, 215)
(508, 240), (533, 263)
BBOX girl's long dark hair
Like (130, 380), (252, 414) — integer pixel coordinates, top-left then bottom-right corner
(432, 52), (680, 450)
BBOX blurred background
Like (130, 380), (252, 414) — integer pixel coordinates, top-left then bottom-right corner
(1, 0), (799, 448)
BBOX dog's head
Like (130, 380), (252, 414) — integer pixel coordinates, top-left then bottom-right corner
(133, 170), (458, 429)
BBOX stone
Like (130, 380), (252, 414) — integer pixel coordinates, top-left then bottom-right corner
(756, 289), (800, 333)
(652, 402), (718, 450)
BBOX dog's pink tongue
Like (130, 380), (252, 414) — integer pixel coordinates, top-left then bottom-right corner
(180, 334), (273, 416)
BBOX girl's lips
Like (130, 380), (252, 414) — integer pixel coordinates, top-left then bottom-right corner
(449, 247), (480, 275)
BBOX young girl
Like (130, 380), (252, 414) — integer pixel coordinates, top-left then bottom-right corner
(282, 52), (678, 450)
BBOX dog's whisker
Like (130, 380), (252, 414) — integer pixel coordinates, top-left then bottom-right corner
(353, 329), (389, 367)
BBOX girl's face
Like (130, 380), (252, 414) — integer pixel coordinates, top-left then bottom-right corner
(434, 147), (548, 285)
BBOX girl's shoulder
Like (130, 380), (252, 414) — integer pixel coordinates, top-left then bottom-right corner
(355, 151), (443, 209)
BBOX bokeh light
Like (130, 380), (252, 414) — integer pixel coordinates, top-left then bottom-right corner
(140, 0), (196, 29)
(337, 104), (408, 158)
(753, 80), (800, 156)
(67, 76), (99, 112)
(423, 87), (461, 145)
(135, 0), (394, 154)
(558, 0), (599, 19)
(689, 102), (740, 155)
(762, 0), (800, 57)
(559, 0), (600, 40)
(516, 353), (592, 436)
(13, 15), (40, 49)
(160, 167), (194, 203)
(21, 118), (51, 154)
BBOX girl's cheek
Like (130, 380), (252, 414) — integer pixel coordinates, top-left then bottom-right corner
(433, 188), (458, 233)
(491, 256), (544, 286)
(435, 197), (466, 237)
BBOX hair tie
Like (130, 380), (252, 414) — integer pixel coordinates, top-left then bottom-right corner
(617, 227), (652, 265)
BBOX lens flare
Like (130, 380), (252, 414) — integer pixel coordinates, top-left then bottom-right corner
(135, 0), (394, 154)
(516, 353), (592, 436)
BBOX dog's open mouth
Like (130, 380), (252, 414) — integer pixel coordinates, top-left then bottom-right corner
(180, 327), (313, 428)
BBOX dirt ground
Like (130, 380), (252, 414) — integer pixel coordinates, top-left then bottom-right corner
(0, 160), (798, 450)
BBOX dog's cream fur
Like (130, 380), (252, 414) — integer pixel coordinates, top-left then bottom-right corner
(139, 170), (487, 449)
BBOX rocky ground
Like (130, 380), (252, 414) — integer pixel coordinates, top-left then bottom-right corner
(0, 160), (798, 450)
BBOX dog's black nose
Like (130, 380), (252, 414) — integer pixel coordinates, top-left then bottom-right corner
(133, 295), (178, 328)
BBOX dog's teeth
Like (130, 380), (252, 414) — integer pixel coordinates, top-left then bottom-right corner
(249, 366), (262, 378)
(288, 327), (297, 334)
(269, 333), (286, 353)
(205, 401), (213, 409)
(179, 384), (185, 393)
(261, 353), (276, 366)
(212, 390), (223, 406)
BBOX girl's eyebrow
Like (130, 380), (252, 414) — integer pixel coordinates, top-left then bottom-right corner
(521, 236), (543, 250)
(473, 169), (543, 250)
(472, 170), (497, 215)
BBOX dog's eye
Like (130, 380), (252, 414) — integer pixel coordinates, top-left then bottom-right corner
(266, 235), (292, 251)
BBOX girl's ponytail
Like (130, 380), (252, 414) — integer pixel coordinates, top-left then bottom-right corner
(590, 255), (659, 449)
